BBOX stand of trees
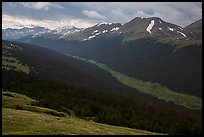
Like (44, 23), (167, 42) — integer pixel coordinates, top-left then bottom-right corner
(2, 69), (202, 135)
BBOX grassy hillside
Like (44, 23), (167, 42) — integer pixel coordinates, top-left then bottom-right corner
(2, 42), (30, 74)
(2, 91), (160, 135)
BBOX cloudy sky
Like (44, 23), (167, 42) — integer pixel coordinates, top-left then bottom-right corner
(2, 2), (202, 29)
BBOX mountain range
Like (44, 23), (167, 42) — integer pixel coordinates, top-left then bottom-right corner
(3, 17), (202, 43)
(2, 25), (84, 40)
(3, 16), (202, 98)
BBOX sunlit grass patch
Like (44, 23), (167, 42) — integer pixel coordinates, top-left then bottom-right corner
(2, 108), (161, 135)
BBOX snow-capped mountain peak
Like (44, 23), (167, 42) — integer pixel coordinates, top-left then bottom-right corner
(119, 17), (188, 39)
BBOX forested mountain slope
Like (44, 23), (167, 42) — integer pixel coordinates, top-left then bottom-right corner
(2, 40), (202, 134)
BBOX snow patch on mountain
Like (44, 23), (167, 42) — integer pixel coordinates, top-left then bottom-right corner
(167, 27), (174, 31)
(110, 27), (119, 32)
(32, 33), (40, 38)
(97, 22), (112, 27)
(95, 32), (101, 36)
(52, 26), (81, 35)
(102, 30), (108, 33)
(177, 31), (186, 37)
(146, 20), (155, 33)
(92, 30), (99, 34)
(88, 35), (96, 39)
(32, 29), (51, 38)
(49, 26), (84, 39)
(178, 27), (183, 30)
(53, 26), (72, 34)
(158, 28), (162, 30)
(59, 35), (65, 39)
(159, 19), (162, 24)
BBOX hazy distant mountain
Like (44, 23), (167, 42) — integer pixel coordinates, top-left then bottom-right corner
(19, 26), (84, 40)
(2, 26), (50, 40)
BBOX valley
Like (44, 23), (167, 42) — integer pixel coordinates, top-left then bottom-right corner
(66, 53), (202, 110)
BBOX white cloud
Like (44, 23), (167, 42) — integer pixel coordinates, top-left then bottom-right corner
(3, 2), (202, 28)
(109, 8), (132, 23)
(2, 14), (98, 29)
(76, 2), (202, 27)
(133, 10), (150, 18)
(21, 2), (63, 10)
(82, 10), (106, 19)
